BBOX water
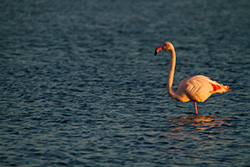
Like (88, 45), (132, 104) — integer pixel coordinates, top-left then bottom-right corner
(0, 0), (250, 166)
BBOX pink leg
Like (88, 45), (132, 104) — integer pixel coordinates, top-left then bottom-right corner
(194, 102), (198, 116)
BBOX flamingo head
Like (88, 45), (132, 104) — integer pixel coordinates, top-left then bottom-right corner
(154, 42), (174, 56)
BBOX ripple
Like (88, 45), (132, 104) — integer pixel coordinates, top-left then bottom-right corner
(0, 0), (250, 166)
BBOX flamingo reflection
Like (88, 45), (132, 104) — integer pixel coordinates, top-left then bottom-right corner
(164, 115), (230, 140)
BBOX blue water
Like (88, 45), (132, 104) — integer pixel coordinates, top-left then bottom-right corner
(1, 0), (250, 166)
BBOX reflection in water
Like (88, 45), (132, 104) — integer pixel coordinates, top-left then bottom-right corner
(160, 115), (233, 164)
(166, 115), (230, 131)
(163, 115), (231, 153)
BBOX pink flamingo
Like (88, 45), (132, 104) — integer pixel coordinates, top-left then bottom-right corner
(154, 42), (230, 115)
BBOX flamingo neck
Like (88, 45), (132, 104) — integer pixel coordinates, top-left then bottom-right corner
(167, 47), (177, 99)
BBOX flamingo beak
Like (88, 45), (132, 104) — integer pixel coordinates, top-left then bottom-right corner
(154, 45), (163, 56)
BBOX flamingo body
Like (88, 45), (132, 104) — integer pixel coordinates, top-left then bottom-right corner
(175, 75), (229, 103)
(154, 42), (230, 115)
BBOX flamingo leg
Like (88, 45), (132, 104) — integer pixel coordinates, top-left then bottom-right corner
(194, 102), (198, 116)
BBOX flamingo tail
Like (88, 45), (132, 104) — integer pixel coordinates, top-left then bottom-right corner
(210, 83), (231, 93)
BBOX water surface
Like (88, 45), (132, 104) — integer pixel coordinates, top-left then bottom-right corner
(0, 0), (250, 166)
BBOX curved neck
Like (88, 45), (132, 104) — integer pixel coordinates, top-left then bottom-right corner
(167, 47), (177, 99)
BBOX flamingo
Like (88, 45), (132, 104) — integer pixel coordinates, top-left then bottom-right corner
(154, 42), (230, 115)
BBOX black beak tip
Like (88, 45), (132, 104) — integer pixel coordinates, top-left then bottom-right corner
(154, 51), (157, 56)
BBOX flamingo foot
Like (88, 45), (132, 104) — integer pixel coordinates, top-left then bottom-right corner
(194, 102), (198, 116)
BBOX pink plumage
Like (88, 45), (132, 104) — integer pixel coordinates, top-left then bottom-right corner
(154, 42), (230, 115)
